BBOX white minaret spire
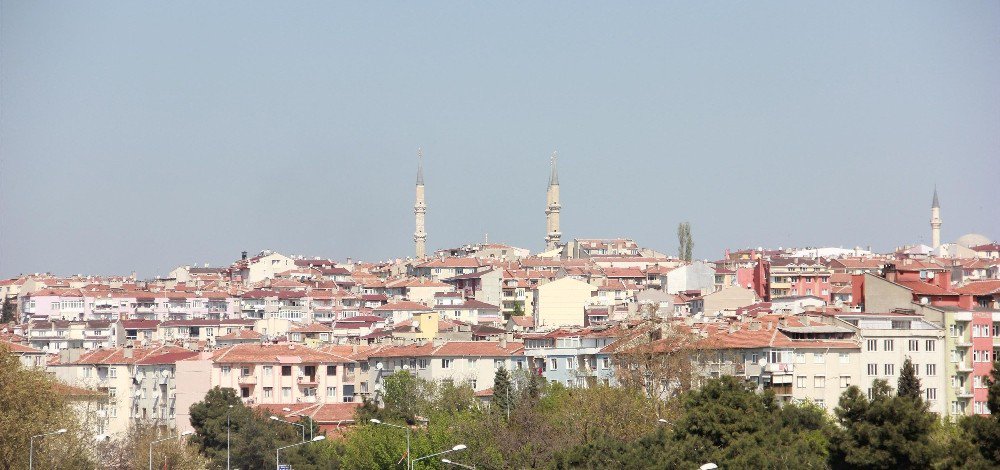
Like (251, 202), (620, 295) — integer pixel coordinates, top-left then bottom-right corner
(930, 186), (941, 248)
(545, 151), (562, 251)
(414, 148), (427, 258)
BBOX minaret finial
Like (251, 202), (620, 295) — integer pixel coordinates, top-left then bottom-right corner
(549, 151), (559, 186)
(416, 148), (424, 186)
(931, 185), (939, 209)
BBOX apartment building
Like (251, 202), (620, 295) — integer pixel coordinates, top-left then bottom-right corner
(522, 327), (621, 388)
(695, 317), (860, 412)
(366, 340), (526, 396)
(833, 312), (947, 415)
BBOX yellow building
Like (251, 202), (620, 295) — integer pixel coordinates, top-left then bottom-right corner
(533, 277), (597, 328)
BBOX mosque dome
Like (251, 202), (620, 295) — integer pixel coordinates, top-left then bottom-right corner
(955, 233), (991, 248)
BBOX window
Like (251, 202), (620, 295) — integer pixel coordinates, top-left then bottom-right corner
(974, 376), (983, 388)
(602, 357), (611, 369)
(867, 388), (875, 400)
(840, 376), (850, 388)
(797, 376), (806, 388)
(221, 366), (231, 376)
(442, 359), (452, 369)
(110, 407), (117, 418)
(815, 399), (825, 409)
(282, 387), (291, 398)
(795, 352), (806, 364)
(883, 340), (894, 351)
(240, 367), (250, 377)
(83, 367), (92, 378)
(867, 363), (878, 376)
(418, 359), (428, 369)
(263, 366), (272, 376)
(206, 328), (214, 337)
(240, 387), (249, 398)
(912, 363), (920, 375)
(884, 364), (895, 376)
(926, 364), (936, 376)
(550, 358), (558, 370)
(327, 365), (337, 376)
(468, 358), (477, 368)
(813, 353), (824, 364)
(814, 376), (826, 388)
(566, 358), (574, 369)
(327, 387), (336, 397)
(109, 367), (118, 378)
(751, 353), (759, 364)
(867, 339), (877, 351)
(281, 366), (291, 376)
(264, 387), (272, 398)
(839, 353), (850, 364)
(494, 359), (504, 369)
(908, 340), (919, 352)
(109, 387), (118, 398)
(926, 388), (937, 400)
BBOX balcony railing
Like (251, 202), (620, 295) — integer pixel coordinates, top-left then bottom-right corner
(238, 375), (257, 385)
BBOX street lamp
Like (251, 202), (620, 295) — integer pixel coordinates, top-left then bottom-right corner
(413, 444), (467, 469)
(276, 435), (325, 470)
(148, 431), (193, 470)
(371, 419), (411, 470)
(441, 457), (476, 469)
(29, 428), (66, 470)
(270, 415), (306, 442)
(226, 405), (234, 470)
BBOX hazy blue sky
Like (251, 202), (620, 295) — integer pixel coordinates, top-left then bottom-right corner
(2, 1), (998, 278)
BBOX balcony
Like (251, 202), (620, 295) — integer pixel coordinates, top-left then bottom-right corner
(238, 375), (257, 385)
(954, 388), (974, 398)
(956, 362), (974, 373)
(297, 376), (318, 386)
(765, 363), (794, 374)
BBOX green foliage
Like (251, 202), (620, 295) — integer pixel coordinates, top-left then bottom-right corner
(511, 302), (525, 316)
(188, 386), (301, 470)
(897, 357), (922, 400)
(493, 366), (515, 419)
(0, 298), (16, 323)
(677, 222), (694, 262)
(830, 380), (937, 469)
(0, 345), (99, 469)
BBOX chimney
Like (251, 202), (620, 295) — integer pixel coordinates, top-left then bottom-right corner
(500, 337), (507, 348)
(933, 271), (950, 290)
(241, 251), (248, 260)
(123, 348), (133, 359)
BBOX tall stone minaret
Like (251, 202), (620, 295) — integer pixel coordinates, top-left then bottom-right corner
(414, 149), (427, 258)
(545, 151), (562, 251)
(930, 187), (941, 248)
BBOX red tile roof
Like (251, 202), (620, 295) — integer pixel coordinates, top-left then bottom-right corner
(954, 280), (1000, 296)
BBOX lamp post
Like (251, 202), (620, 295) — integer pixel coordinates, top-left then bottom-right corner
(226, 404), (234, 470)
(276, 435), (325, 470)
(441, 457), (476, 469)
(29, 428), (66, 470)
(371, 419), (411, 470)
(148, 431), (193, 470)
(413, 444), (467, 469)
(270, 415), (306, 442)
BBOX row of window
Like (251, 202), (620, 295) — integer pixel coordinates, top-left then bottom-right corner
(796, 375), (850, 389)
(865, 339), (936, 352)
(866, 363), (937, 377)
(221, 364), (346, 377)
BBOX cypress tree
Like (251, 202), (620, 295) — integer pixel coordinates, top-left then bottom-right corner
(897, 357), (922, 400)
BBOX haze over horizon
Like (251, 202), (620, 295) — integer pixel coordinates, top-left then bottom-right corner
(2, 1), (998, 278)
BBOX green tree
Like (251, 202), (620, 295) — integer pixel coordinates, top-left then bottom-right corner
(0, 298), (16, 324)
(0, 345), (98, 470)
(677, 222), (694, 262)
(189, 386), (299, 470)
(511, 302), (525, 317)
(95, 424), (205, 470)
(898, 357), (922, 400)
(830, 380), (937, 469)
(493, 367), (515, 419)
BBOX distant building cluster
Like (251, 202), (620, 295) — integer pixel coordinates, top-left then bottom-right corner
(1, 157), (998, 440)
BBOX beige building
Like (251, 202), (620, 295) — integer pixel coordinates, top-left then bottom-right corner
(699, 285), (760, 317)
(534, 277), (597, 328)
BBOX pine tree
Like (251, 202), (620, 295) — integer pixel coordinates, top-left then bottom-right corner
(493, 366), (514, 419)
(897, 357), (922, 400)
(676, 222), (694, 262)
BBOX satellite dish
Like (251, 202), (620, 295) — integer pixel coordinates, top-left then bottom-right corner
(757, 357), (767, 367)
(376, 362), (383, 371)
(402, 364), (410, 370)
